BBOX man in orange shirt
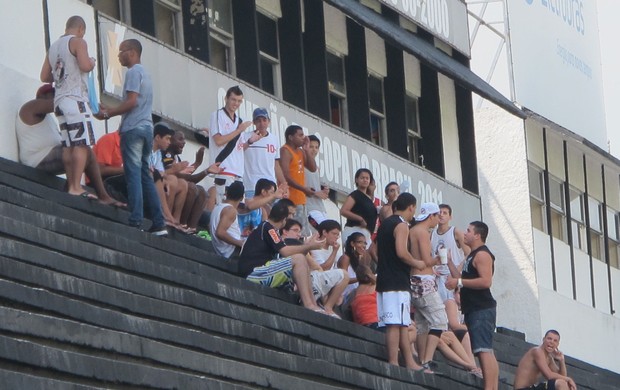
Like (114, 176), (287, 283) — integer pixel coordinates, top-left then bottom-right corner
(92, 130), (127, 202)
(279, 125), (317, 236)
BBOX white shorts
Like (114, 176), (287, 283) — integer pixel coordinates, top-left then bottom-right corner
(377, 291), (411, 327)
(310, 269), (345, 301)
(55, 98), (95, 147)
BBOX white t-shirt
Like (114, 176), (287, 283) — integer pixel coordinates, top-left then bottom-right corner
(310, 247), (335, 268)
(209, 108), (247, 177)
(149, 149), (164, 172)
(15, 114), (62, 168)
(304, 167), (327, 214)
(243, 131), (280, 191)
(210, 203), (241, 259)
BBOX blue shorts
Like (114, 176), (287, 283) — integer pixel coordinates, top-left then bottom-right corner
(464, 306), (496, 354)
(246, 257), (293, 288)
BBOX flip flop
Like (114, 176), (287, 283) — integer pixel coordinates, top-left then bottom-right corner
(311, 307), (326, 314)
(77, 191), (98, 201)
(468, 368), (483, 379)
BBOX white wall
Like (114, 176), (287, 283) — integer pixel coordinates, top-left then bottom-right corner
(438, 74), (462, 187)
(539, 287), (620, 373)
(474, 105), (542, 341)
(0, 0), (47, 161)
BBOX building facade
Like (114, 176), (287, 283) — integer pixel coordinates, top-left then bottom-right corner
(3, 0), (616, 374)
(468, 0), (620, 373)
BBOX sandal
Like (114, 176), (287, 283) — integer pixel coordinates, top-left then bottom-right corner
(468, 367), (483, 379)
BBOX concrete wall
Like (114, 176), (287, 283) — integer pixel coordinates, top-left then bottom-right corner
(474, 106), (542, 341)
(539, 287), (620, 373)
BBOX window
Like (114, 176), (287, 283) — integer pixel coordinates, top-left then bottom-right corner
(90, 0), (121, 19)
(588, 197), (604, 261)
(569, 187), (587, 250)
(529, 164), (545, 232)
(405, 94), (422, 165)
(607, 208), (620, 268)
(548, 175), (567, 242)
(208, 0), (234, 73)
(257, 12), (281, 97)
(368, 74), (386, 147)
(327, 51), (347, 128)
(154, 0), (183, 48)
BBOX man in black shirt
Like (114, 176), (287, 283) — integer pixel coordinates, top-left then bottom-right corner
(376, 193), (426, 371)
(447, 221), (498, 390)
(239, 199), (326, 313)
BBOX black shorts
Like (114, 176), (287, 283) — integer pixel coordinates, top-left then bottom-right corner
(517, 379), (556, 390)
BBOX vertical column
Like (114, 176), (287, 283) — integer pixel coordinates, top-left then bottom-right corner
(232, 0), (260, 87)
(303, 0), (330, 121)
(345, 18), (370, 139)
(279, 0), (306, 109)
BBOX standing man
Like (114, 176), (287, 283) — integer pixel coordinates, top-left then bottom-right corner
(94, 39), (167, 235)
(431, 204), (471, 330)
(208, 85), (253, 202)
(513, 330), (577, 390)
(379, 182), (399, 222)
(409, 202), (449, 372)
(279, 125), (316, 236)
(375, 193), (426, 371)
(447, 221), (499, 390)
(305, 135), (329, 231)
(40, 15), (98, 197)
(243, 107), (285, 199)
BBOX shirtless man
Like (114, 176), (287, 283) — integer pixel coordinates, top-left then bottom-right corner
(379, 181), (399, 222)
(409, 202), (448, 371)
(514, 330), (577, 390)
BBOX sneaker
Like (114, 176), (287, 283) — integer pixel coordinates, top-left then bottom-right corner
(147, 225), (168, 236)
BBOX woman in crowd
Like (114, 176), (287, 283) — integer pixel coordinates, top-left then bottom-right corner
(339, 168), (378, 247)
(338, 232), (371, 303)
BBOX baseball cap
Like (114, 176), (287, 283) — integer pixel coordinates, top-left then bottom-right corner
(36, 83), (54, 98)
(415, 202), (440, 222)
(252, 107), (269, 121)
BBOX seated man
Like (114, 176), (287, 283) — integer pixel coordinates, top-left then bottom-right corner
(237, 178), (284, 238)
(92, 129), (127, 203)
(163, 130), (210, 233)
(281, 219), (349, 318)
(238, 199), (326, 314)
(16, 84), (121, 206)
(150, 123), (188, 230)
(514, 330), (577, 390)
(210, 181), (245, 259)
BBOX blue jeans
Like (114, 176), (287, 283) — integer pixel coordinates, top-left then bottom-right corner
(464, 306), (496, 354)
(120, 125), (164, 228)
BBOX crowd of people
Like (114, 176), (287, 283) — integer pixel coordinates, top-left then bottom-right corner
(16, 15), (578, 390)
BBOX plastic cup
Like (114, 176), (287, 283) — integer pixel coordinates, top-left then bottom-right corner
(438, 247), (448, 264)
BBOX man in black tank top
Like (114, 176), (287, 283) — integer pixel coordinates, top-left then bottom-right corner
(376, 193), (426, 371)
(446, 221), (499, 390)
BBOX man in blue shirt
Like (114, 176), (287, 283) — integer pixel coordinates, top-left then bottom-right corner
(95, 39), (166, 235)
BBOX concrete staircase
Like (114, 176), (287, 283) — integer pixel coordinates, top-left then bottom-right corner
(0, 157), (617, 389)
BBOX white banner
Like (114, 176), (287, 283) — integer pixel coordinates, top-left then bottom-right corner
(378, 0), (471, 57)
(506, 0), (606, 149)
(98, 15), (481, 228)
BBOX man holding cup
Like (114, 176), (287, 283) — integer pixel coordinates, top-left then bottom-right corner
(409, 202), (449, 372)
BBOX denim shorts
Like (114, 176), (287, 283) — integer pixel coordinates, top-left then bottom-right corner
(464, 306), (496, 354)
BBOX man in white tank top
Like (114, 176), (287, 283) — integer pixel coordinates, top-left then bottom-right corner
(210, 182), (245, 259)
(41, 15), (97, 148)
(431, 204), (480, 374)
(16, 84), (120, 206)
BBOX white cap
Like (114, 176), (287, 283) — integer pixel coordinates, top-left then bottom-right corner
(415, 202), (440, 222)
